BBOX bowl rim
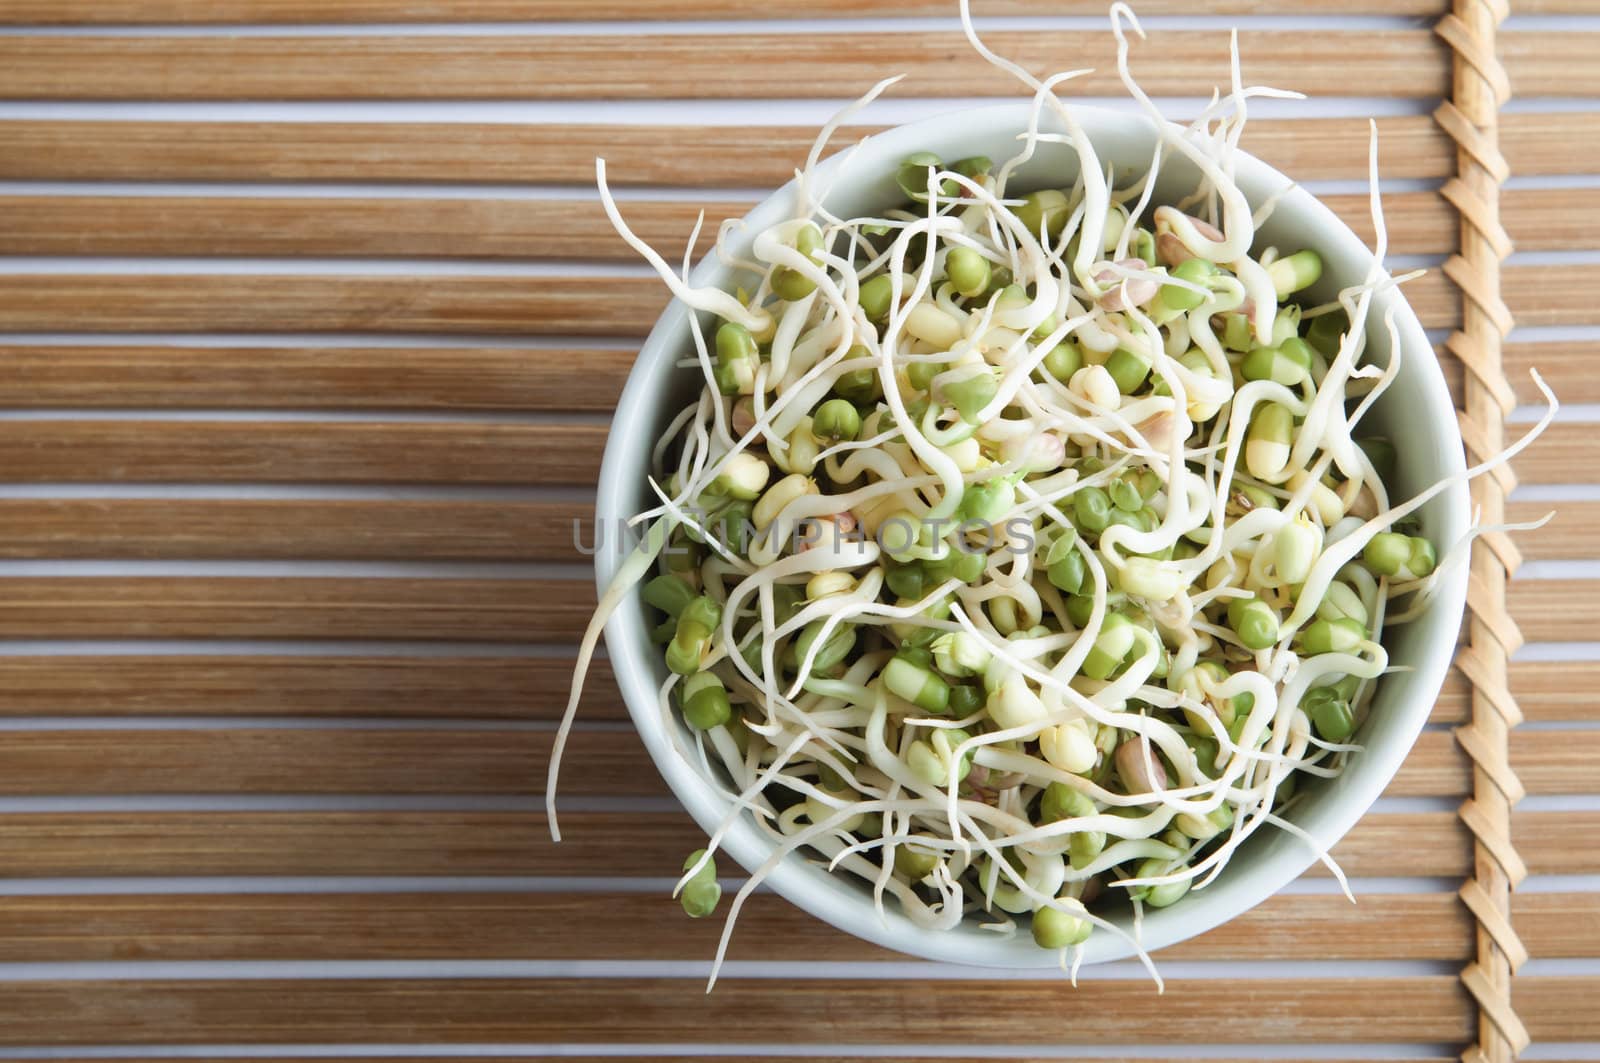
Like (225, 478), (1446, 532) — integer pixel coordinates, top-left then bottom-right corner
(592, 100), (1471, 968)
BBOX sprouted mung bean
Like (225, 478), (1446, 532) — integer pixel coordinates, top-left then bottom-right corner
(548, 2), (1556, 986)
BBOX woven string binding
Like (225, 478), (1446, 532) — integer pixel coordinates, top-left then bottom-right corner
(1433, 1), (1530, 1059)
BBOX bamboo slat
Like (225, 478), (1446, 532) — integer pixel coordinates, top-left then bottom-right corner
(3, 113), (1584, 186)
(0, 891), (1495, 963)
(26, 418), (1594, 488)
(0, 264), (1593, 334)
(0, 572), (1581, 642)
(0, 809), (1586, 878)
(1, 337), (1585, 414)
(0, 977), (1481, 1045)
(0, 498), (1582, 564)
(4, 188), (1590, 260)
(0, 655), (609, 719)
(0, 31), (1457, 101)
(0, 577), (598, 642)
(0, 0), (1459, 23)
(0, 422), (607, 485)
(0, 726), (1587, 798)
(0, 891), (1585, 965)
(0, 346), (634, 411)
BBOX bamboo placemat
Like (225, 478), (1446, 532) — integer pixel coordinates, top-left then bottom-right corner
(0, 2), (1591, 1060)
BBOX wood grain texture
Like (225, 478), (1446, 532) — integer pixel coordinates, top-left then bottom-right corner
(0, 116), (1462, 183)
(1, 337), (1586, 414)
(1, 264), (1595, 334)
(0, 976), (1478, 1045)
(0, 655), (617, 719)
(0, 890), (1529, 964)
(21, 418), (1585, 486)
(1, 497), (1582, 564)
(0, 421), (607, 484)
(0, 573), (1582, 642)
(0, 726), (1587, 799)
(0, 809), (1562, 878)
(0, 577), (596, 642)
(3, 188), (1585, 260)
(0, 0), (1457, 22)
(0, 31), (1455, 101)
(0, 345), (634, 411)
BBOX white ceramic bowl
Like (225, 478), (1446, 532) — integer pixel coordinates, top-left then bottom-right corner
(594, 103), (1470, 967)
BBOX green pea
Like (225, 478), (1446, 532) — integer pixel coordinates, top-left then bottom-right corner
(884, 653), (951, 714)
(1075, 456), (1107, 477)
(714, 322), (759, 394)
(1039, 781), (1095, 824)
(941, 370), (999, 424)
(1241, 342), (1311, 386)
(1049, 541), (1088, 598)
(859, 274), (896, 323)
(1187, 733), (1221, 774)
(791, 618), (857, 672)
(1105, 346), (1152, 394)
(895, 151), (943, 201)
(1014, 188), (1070, 240)
(650, 617), (677, 643)
(1032, 903), (1092, 949)
(1309, 692), (1355, 741)
(961, 478), (1015, 523)
(945, 246), (991, 298)
(771, 265), (816, 301)
(681, 671), (732, 730)
(951, 549), (987, 583)
(906, 359), (944, 391)
(894, 843), (940, 879)
(1065, 593), (1095, 629)
(1268, 249), (1322, 297)
(1131, 227), (1157, 266)
(1362, 532), (1412, 577)
(642, 573), (696, 618)
(1073, 486), (1112, 534)
(884, 562), (926, 600)
(772, 582), (806, 625)
(1306, 309), (1349, 358)
(1108, 476), (1143, 513)
(1222, 313), (1253, 352)
(1406, 536), (1438, 579)
(812, 398), (861, 443)
(952, 155), (992, 180)
(1227, 597), (1280, 651)
(680, 878), (721, 919)
(1157, 256), (1216, 312)
(1082, 613), (1137, 681)
(1299, 617), (1366, 655)
(947, 683), (984, 716)
(1042, 341), (1083, 382)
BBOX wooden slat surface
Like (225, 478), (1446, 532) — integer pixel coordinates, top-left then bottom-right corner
(3, 187), (1593, 259)
(0, 497), (1583, 564)
(0, 346), (633, 411)
(0, 890), (1590, 965)
(0, 422), (607, 484)
(0, 726), (1586, 799)
(0, 572), (1579, 642)
(0, 892), (1463, 963)
(0, 264), (1592, 335)
(0, 31), (1457, 101)
(0, 977), (1485, 1045)
(0, 0), (1460, 23)
(3, 809), (1594, 878)
(15, 418), (1588, 488)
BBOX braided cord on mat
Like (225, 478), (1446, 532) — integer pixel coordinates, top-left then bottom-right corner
(1434, 0), (1530, 1060)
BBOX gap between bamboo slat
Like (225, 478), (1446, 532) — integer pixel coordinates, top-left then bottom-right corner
(0, 726), (1586, 798)
(0, 809), (1585, 878)
(0, 891), (1587, 964)
(0, 31), (1462, 101)
(0, 574), (1581, 641)
(0, 0), (1461, 24)
(8, 188), (1594, 259)
(0, 338), (1583, 412)
(0, 114), (1586, 185)
(0, 976), (1495, 1045)
(0, 497), (1582, 563)
(0, 264), (1590, 334)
